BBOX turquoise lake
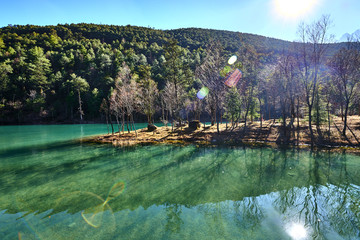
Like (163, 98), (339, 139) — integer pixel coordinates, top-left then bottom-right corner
(0, 124), (359, 240)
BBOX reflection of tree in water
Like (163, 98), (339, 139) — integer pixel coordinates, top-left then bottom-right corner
(233, 197), (264, 238)
(195, 202), (232, 238)
(274, 151), (360, 239)
(165, 203), (183, 233)
(323, 153), (360, 238)
(168, 148), (235, 205)
(159, 148), (359, 239)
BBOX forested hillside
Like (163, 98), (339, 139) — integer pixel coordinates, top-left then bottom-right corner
(0, 23), (287, 123)
(0, 24), (186, 123)
(0, 21), (359, 148)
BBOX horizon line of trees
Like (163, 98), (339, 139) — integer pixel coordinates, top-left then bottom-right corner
(1, 17), (360, 146)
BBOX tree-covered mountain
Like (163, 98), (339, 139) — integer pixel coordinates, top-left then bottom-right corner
(1, 23), (294, 53)
(0, 23), (357, 126)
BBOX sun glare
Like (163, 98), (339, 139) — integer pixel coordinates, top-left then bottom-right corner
(287, 223), (307, 240)
(273, 0), (318, 20)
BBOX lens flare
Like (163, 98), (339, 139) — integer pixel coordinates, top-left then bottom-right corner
(228, 55), (237, 65)
(82, 180), (126, 228)
(224, 69), (242, 87)
(197, 87), (209, 99)
(107, 181), (126, 200)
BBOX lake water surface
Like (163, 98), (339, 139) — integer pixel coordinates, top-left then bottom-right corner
(0, 125), (359, 240)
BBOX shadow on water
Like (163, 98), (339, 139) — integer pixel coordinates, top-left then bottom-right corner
(0, 142), (359, 239)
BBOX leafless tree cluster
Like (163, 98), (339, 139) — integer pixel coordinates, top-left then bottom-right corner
(98, 15), (360, 148)
(195, 41), (226, 133)
(109, 63), (138, 136)
(161, 81), (186, 131)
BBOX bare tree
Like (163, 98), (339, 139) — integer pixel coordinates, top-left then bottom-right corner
(137, 78), (159, 125)
(161, 81), (185, 131)
(274, 53), (299, 141)
(163, 39), (192, 126)
(113, 63), (139, 136)
(237, 42), (262, 132)
(109, 88), (124, 135)
(195, 41), (225, 133)
(328, 48), (360, 136)
(100, 98), (111, 134)
(184, 92), (203, 122)
(321, 74), (335, 139)
(296, 15), (333, 146)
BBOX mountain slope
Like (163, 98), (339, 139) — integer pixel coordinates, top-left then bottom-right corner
(0, 23), (355, 123)
(0, 23), (348, 57)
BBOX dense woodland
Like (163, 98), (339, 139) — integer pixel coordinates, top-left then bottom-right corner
(1, 16), (360, 145)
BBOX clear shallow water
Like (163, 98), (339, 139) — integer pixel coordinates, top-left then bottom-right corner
(0, 123), (156, 151)
(0, 125), (359, 240)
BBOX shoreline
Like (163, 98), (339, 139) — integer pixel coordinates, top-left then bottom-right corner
(82, 118), (360, 154)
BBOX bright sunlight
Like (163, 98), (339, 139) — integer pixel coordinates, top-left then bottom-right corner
(273, 0), (318, 20)
(287, 223), (308, 240)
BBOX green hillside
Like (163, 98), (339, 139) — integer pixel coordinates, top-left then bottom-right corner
(0, 23), (355, 124)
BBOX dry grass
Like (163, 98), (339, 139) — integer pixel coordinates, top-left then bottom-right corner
(84, 116), (360, 152)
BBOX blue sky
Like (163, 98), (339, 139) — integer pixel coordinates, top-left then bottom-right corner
(1, 0), (359, 41)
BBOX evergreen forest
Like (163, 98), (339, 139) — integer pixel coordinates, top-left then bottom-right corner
(1, 18), (360, 145)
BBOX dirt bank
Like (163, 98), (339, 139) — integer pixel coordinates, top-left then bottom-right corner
(83, 116), (360, 153)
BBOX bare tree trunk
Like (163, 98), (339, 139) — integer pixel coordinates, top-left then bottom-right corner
(129, 115), (133, 131)
(290, 99), (295, 128)
(126, 115), (130, 133)
(78, 90), (83, 121)
(161, 100), (165, 123)
(122, 111), (125, 134)
(244, 108), (249, 130)
(216, 104), (220, 134)
(289, 98), (295, 139)
(327, 101), (331, 140)
(281, 97), (287, 143)
(214, 107), (217, 127)
(171, 111), (174, 132)
(343, 101), (349, 136)
(166, 110), (169, 127)
(259, 98), (262, 129)
(131, 114), (137, 137)
(211, 106), (215, 126)
(268, 103), (271, 121)
(297, 97), (300, 145)
(105, 113), (109, 134)
(341, 103), (344, 121)
(297, 98), (300, 129)
(315, 92), (323, 140)
(109, 114), (114, 135)
(116, 114), (120, 136)
(308, 105), (314, 148)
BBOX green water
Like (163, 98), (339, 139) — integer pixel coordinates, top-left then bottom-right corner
(0, 125), (359, 240)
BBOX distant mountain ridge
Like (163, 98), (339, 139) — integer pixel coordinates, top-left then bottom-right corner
(0, 23), (349, 57)
(165, 27), (349, 57)
(339, 29), (360, 42)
